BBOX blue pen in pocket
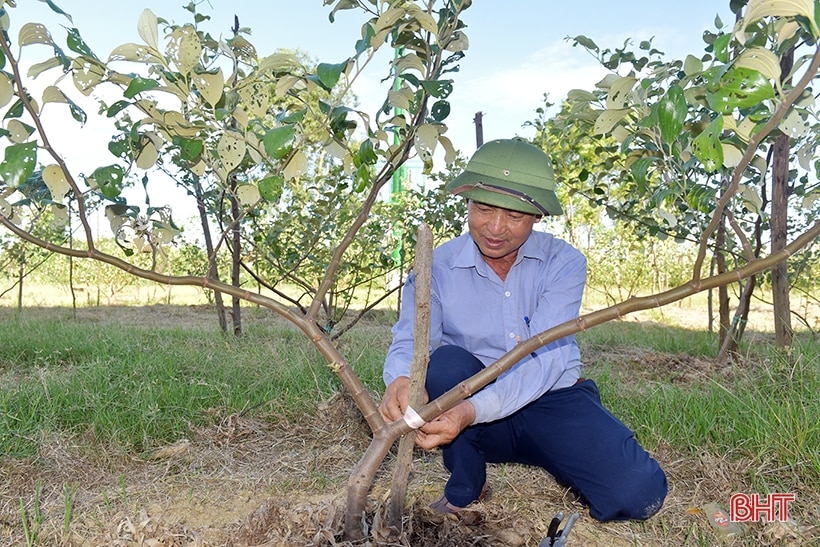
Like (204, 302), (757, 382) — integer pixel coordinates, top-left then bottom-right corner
(524, 316), (538, 359)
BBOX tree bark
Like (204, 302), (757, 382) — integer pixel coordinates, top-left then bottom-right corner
(194, 180), (228, 333)
(229, 175), (243, 337)
(16, 251), (24, 311)
(772, 48), (795, 348)
(716, 212), (730, 346)
(388, 225), (432, 535)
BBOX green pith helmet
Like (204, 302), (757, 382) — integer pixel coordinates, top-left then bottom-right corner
(445, 138), (563, 216)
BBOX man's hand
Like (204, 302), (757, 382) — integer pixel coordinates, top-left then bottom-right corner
(380, 377), (475, 450)
(379, 376), (412, 423)
(415, 400), (475, 450)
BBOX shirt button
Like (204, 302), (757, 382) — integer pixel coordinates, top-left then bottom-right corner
(509, 332), (516, 339)
(504, 291), (511, 297)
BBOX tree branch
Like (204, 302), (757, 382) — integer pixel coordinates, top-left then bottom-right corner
(692, 45), (820, 280)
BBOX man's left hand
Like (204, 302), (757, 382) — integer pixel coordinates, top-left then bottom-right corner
(415, 400), (475, 450)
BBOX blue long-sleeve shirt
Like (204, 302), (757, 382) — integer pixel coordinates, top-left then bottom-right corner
(383, 230), (586, 424)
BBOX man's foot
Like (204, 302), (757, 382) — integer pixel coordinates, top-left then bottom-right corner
(429, 495), (465, 515)
(429, 484), (492, 515)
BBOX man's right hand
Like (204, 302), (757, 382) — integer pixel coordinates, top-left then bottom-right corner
(378, 376), (412, 423)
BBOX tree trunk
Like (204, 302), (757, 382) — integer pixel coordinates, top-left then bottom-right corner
(16, 251), (24, 311)
(707, 254), (715, 333)
(716, 213), (730, 345)
(227, 17), (243, 338)
(772, 48), (794, 348)
(388, 225), (432, 535)
(718, 275), (755, 361)
(720, 213), (766, 360)
(194, 180), (228, 333)
(69, 209), (78, 319)
(229, 175), (243, 337)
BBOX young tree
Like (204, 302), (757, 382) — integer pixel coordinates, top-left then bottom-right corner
(0, 0), (469, 537)
(549, 0), (820, 354)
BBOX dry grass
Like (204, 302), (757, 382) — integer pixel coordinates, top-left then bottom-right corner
(1, 387), (817, 546)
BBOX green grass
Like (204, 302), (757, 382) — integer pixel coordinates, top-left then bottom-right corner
(576, 319), (720, 357)
(582, 324), (820, 496)
(1, 307), (818, 499)
(0, 309), (386, 456)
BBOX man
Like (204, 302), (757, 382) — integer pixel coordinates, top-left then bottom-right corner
(378, 138), (667, 522)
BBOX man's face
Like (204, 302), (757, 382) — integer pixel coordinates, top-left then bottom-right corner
(467, 200), (538, 261)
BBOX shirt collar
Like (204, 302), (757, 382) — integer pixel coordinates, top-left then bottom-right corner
(452, 231), (547, 270)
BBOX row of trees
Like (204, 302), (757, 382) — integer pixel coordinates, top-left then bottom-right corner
(1, 0), (819, 540)
(0, 226), (701, 305)
(530, 2), (820, 355)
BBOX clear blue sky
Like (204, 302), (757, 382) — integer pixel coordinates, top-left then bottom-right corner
(8, 1), (733, 156)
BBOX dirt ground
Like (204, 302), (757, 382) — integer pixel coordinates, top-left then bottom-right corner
(1, 305), (818, 546)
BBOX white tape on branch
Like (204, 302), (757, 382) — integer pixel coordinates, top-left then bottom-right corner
(402, 405), (426, 429)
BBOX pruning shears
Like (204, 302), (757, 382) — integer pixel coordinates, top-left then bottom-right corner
(538, 511), (579, 547)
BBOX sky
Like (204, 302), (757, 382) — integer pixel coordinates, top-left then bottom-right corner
(4, 0), (736, 222)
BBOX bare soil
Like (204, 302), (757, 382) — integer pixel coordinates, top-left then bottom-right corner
(1, 305), (818, 546)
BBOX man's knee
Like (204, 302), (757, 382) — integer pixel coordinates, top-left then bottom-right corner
(589, 465), (668, 521)
(426, 345), (483, 399)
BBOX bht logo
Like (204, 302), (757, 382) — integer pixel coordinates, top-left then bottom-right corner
(729, 493), (795, 522)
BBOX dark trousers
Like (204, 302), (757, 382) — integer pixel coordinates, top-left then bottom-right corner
(425, 345), (668, 521)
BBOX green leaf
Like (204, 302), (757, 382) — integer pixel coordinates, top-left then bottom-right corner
(91, 165), (126, 199)
(630, 156), (658, 192)
(263, 126), (296, 160)
(692, 116), (724, 173)
(258, 175), (284, 201)
(66, 28), (98, 60)
(713, 33), (731, 63)
(43, 0), (73, 21)
(108, 134), (131, 160)
(705, 66), (775, 113)
(657, 84), (687, 145)
(357, 139), (378, 166)
(0, 142), (37, 188)
(123, 77), (160, 99)
(430, 100), (450, 121)
(51, 42), (71, 71)
(355, 23), (375, 56)
(400, 73), (421, 87)
(572, 34), (599, 52)
(58, 91), (87, 124)
(4, 99), (25, 120)
(354, 164), (370, 192)
(328, 0), (358, 23)
(329, 105), (355, 136)
(316, 60), (348, 91)
(174, 136), (204, 163)
(420, 79), (453, 98)
(107, 100), (131, 117)
(278, 108), (306, 123)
